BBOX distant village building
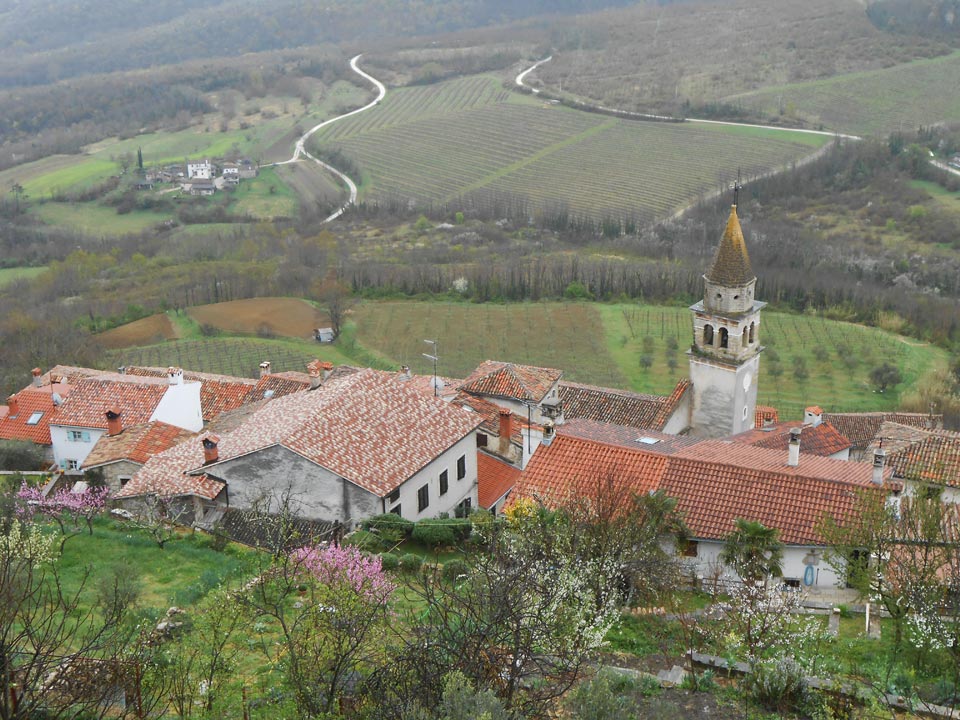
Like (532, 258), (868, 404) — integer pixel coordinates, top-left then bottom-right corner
(186, 159), (213, 180)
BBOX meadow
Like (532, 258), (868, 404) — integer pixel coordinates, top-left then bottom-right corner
(728, 51), (960, 136)
(351, 301), (948, 419)
(0, 266), (47, 288)
(312, 74), (827, 224)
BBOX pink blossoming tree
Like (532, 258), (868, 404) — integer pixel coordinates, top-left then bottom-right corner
(17, 482), (110, 549)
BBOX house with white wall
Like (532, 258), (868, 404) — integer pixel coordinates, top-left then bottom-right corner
(115, 369), (482, 526)
(186, 159), (212, 180)
(50, 369), (203, 473)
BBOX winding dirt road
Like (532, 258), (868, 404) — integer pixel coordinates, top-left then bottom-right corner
(273, 54), (386, 223)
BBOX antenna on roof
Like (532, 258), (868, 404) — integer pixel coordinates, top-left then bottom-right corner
(732, 168), (742, 208)
(423, 339), (439, 398)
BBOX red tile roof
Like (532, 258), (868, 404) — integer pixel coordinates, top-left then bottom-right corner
(117, 369), (482, 500)
(824, 412), (940, 451)
(558, 418), (700, 454)
(460, 360), (562, 404)
(83, 421), (196, 469)
(244, 374), (311, 403)
(122, 366), (255, 421)
(0, 387), (65, 444)
(51, 375), (170, 430)
(730, 421), (851, 457)
(478, 451), (521, 509)
(559, 379), (689, 431)
(867, 421), (960, 488)
(513, 434), (667, 508)
(450, 391), (530, 445)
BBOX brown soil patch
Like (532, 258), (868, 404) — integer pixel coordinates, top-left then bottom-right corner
(188, 298), (328, 339)
(97, 314), (179, 349)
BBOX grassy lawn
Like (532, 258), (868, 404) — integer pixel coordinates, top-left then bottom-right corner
(16, 158), (118, 198)
(32, 201), (170, 236)
(0, 266), (47, 288)
(229, 166), (298, 219)
(349, 300), (947, 419)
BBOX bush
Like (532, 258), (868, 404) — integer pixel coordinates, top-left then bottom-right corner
(363, 513), (415, 543)
(448, 517), (472, 542)
(399, 553), (423, 573)
(442, 559), (469, 581)
(412, 519), (456, 548)
(342, 529), (388, 552)
(0, 440), (46, 471)
(379, 553), (400, 571)
(565, 668), (642, 720)
(745, 657), (809, 714)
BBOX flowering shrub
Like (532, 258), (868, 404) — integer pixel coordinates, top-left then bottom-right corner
(17, 482), (110, 536)
(0, 520), (59, 565)
(290, 543), (395, 604)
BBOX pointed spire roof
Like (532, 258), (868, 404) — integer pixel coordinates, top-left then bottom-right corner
(705, 206), (754, 286)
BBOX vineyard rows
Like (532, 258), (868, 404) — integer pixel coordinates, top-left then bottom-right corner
(731, 51), (960, 136)
(314, 75), (822, 223)
(319, 75), (511, 142)
(110, 339), (324, 381)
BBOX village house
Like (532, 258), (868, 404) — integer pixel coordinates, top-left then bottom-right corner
(115, 369), (483, 526)
(729, 406), (852, 460)
(864, 420), (960, 502)
(186, 159), (213, 180)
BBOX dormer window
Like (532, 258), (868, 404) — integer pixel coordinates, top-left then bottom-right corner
(26, 412), (43, 425)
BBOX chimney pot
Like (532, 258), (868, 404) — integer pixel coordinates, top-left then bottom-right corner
(787, 428), (801, 467)
(202, 434), (220, 464)
(259, 361), (271, 379)
(804, 406), (823, 428)
(167, 367), (183, 385)
(872, 448), (886, 485)
(498, 409), (513, 457)
(7, 393), (19, 418)
(31, 368), (43, 387)
(400, 365), (411, 380)
(320, 361), (334, 381)
(307, 360), (323, 390)
(105, 407), (123, 436)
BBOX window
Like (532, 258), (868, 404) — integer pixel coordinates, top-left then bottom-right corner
(67, 430), (91, 442)
(681, 540), (698, 558)
(748, 322), (755, 344)
(66, 460), (79, 471)
(703, 324), (714, 346)
(457, 455), (466, 480)
(390, 504), (402, 516)
(477, 433), (488, 448)
(439, 470), (448, 495)
(719, 327), (729, 349)
(26, 411), (43, 425)
(417, 484), (429, 512)
(455, 498), (472, 518)
(743, 406), (749, 421)
(119, 477), (131, 487)
(387, 488), (400, 504)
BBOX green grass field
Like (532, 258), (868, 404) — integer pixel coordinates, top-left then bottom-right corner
(351, 301), (948, 420)
(229, 166), (298, 219)
(312, 74), (828, 224)
(33, 202), (169, 236)
(729, 51), (960, 136)
(108, 336), (361, 380)
(0, 266), (47, 288)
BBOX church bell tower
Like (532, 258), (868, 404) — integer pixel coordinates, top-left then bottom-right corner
(688, 200), (764, 437)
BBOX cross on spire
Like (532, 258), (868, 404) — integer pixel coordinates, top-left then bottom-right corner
(732, 168), (743, 207)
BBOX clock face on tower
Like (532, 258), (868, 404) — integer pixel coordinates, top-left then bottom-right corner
(742, 372), (753, 391)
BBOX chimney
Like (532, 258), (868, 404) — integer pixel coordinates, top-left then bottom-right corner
(306, 360), (323, 390)
(804, 406), (823, 428)
(7, 393), (18, 418)
(498, 409), (513, 457)
(872, 448), (886, 485)
(400, 365), (411, 380)
(320, 361), (334, 381)
(787, 428), (801, 467)
(31, 367), (42, 387)
(167, 367), (183, 385)
(105, 407), (123, 436)
(542, 419), (556, 447)
(259, 361), (271, 378)
(762, 416), (775, 430)
(202, 435), (220, 464)
(117, 366), (127, 375)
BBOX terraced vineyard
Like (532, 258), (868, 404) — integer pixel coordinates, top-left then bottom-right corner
(729, 51), (960, 136)
(312, 74), (828, 224)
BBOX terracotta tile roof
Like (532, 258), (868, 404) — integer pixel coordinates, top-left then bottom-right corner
(559, 379), (689, 431)
(823, 412), (941, 451)
(705, 206), (754, 286)
(402, 373), (462, 399)
(36, 366), (106, 386)
(730, 421), (852, 457)
(122, 366), (255, 421)
(51, 375), (171, 430)
(83, 421), (196, 468)
(460, 360), (562, 403)
(478, 451), (521, 509)
(755, 405), (780, 428)
(0, 387), (66, 444)
(558, 418), (700, 455)
(244, 374), (311, 403)
(117, 369), (482, 500)
(513, 434), (667, 507)
(660, 450), (888, 545)
(450, 391), (530, 445)
(867, 421), (960, 488)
